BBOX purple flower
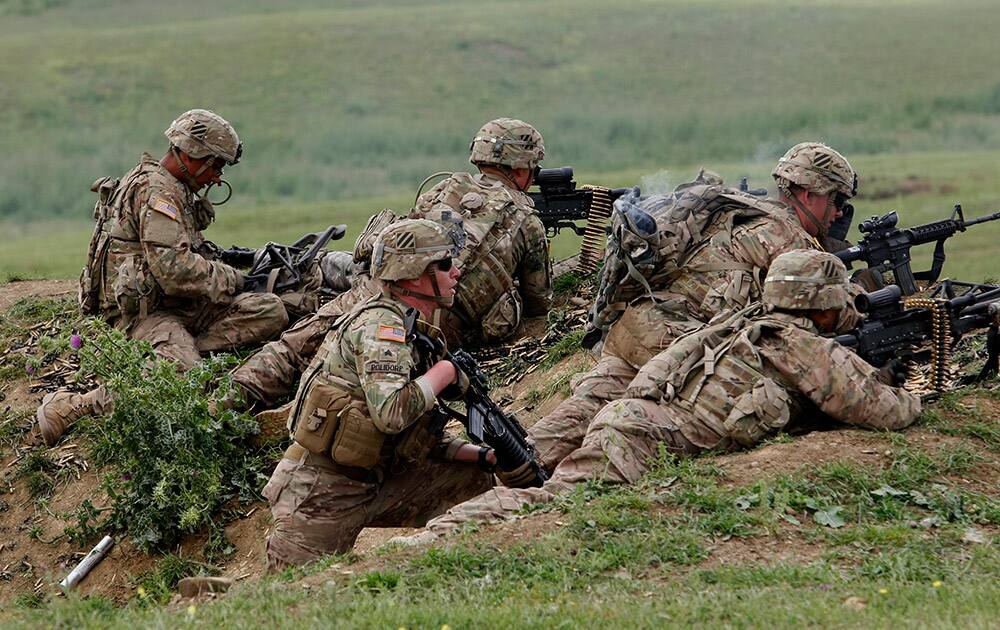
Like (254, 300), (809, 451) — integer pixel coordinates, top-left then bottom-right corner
(25, 365), (35, 375)
(70, 334), (83, 350)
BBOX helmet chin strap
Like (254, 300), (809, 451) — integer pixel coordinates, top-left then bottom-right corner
(781, 184), (828, 237)
(171, 146), (214, 194)
(388, 273), (455, 308)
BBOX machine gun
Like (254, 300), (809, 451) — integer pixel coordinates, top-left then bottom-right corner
(403, 310), (549, 487)
(220, 224), (347, 293)
(529, 166), (631, 274)
(835, 280), (1000, 392)
(835, 205), (1000, 295)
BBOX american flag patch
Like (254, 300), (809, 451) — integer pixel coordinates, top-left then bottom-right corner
(150, 196), (179, 221)
(377, 324), (406, 343)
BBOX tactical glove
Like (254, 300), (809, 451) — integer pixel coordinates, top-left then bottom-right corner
(496, 461), (538, 488)
(241, 273), (270, 293)
(439, 361), (471, 401)
(877, 358), (909, 387)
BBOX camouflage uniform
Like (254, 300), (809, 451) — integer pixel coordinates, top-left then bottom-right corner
(94, 152), (287, 367)
(232, 119), (551, 409)
(37, 110), (287, 446)
(530, 144), (860, 473)
(529, 193), (818, 471)
(420, 250), (921, 536)
(264, 220), (492, 568)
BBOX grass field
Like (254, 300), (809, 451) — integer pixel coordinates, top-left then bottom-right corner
(4, 150), (1000, 283)
(2, 0), (1000, 223)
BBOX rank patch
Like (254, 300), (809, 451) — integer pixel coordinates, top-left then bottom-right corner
(150, 197), (179, 221)
(377, 324), (406, 343)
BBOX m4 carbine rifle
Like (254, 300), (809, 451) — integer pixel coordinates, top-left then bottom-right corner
(403, 310), (549, 487)
(835, 280), (1000, 392)
(219, 224), (347, 293)
(530, 166), (631, 274)
(835, 205), (1000, 295)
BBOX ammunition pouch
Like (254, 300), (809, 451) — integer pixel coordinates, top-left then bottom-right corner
(330, 400), (386, 469)
(480, 286), (523, 341)
(393, 409), (446, 468)
(723, 377), (791, 447)
(291, 379), (352, 454)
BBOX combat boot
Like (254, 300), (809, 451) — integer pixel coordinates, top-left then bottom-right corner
(36, 386), (110, 447)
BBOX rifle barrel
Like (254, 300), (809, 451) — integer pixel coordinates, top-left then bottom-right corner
(963, 211), (1000, 227)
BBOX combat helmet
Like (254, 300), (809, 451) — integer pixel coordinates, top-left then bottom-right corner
(469, 118), (545, 170)
(772, 142), (856, 199)
(372, 219), (460, 282)
(762, 249), (852, 311)
(165, 109), (242, 165)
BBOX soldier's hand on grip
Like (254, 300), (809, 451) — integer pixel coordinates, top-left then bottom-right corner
(496, 461), (538, 488)
(877, 357), (910, 387)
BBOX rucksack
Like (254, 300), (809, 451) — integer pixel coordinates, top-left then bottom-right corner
(588, 171), (773, 337)
(78, 176), (121, 316)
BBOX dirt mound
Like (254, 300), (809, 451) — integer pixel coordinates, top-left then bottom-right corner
(1, 278), (997, 610)
(0, 280), (75, 312)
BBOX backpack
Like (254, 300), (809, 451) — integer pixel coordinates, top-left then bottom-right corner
(78, 176), (121, 316)
(589, 171), (773, 336)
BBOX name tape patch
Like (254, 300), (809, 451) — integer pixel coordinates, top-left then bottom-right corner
(365, 361), (407, 375)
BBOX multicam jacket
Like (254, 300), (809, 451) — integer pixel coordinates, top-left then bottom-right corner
(625, 307), (921, 450)
(288, 293), (444, 471)
(603, 200), (821, 369)
(233, 171), (553, 407)
(414, 171), (551, 335)
(93, 153), (242, 325)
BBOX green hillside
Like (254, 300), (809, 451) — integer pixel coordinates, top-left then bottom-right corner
(5, 151), (1000, 283)
(2, 0), (1000, 224)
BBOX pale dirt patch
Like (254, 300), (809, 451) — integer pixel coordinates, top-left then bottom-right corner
(0, 279), (75, 312)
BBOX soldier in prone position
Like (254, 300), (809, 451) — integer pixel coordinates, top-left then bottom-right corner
(527, 142), (862, 475)
(263, 219), (501, 569)
(229, 118), (551, 411)
(36, 110), (288, 446)
(393, 250), (921, 542)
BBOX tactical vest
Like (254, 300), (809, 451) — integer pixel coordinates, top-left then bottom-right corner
(591, 176), (787, 334)
(628, 308), (810, 449)
(78, 155), (187, 324)
(79, 175), (122, 315)
(413, 172), (534, 341)
(288, 295), (442, 473)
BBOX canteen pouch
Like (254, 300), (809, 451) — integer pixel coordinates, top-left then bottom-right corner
(723, 377), (791, 447)
(330, 400), (385, 469)
(292, 381), (352, 454)
(480, 287), (523, 341)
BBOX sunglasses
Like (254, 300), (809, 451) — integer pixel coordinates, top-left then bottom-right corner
(434, 258), (454, 272)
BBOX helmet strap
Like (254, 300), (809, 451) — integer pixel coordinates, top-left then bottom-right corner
(780, 182), (828, 237)
(388, 281), (454, 307)
(171, 146), (208, 193)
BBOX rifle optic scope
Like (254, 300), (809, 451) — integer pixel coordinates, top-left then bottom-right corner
(534, 166), (575, 188)
(855, 284), (903, 313)
(859, 211), (899, 234)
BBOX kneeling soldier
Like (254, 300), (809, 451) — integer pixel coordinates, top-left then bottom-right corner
(263, 219), (495, 569)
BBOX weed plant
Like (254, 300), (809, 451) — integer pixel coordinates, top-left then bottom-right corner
(71, 321), (277, 552)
